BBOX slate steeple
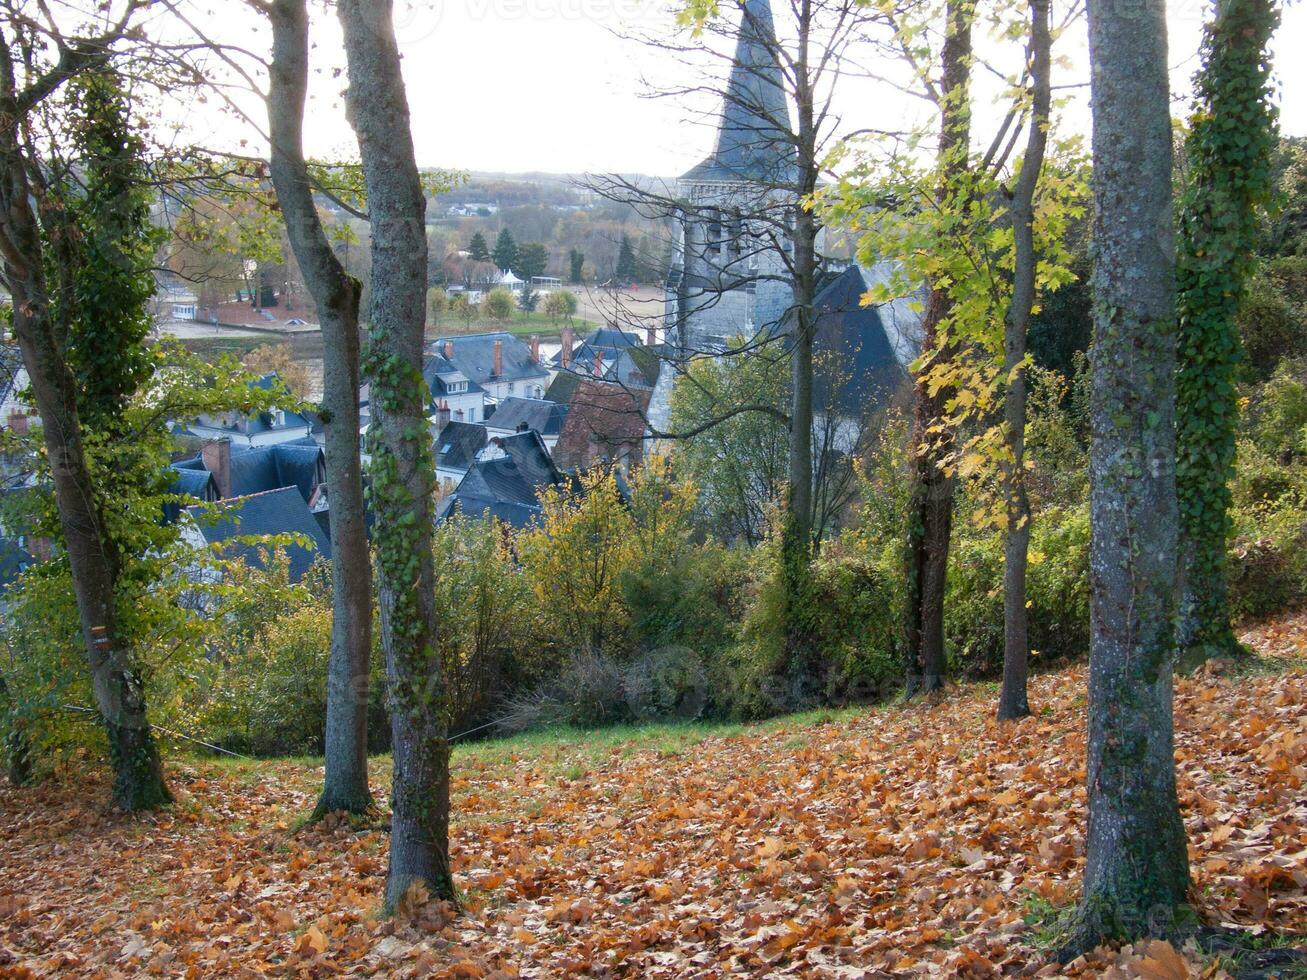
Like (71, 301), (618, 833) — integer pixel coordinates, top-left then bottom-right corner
(681, 0), (795, 183)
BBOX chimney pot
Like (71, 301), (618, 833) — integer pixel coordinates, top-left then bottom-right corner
(444, 340), (454, 360)
(646, 324), (657, 347)
(201, 437), (233, 498)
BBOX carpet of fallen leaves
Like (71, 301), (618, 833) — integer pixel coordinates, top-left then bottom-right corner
(2, 617), (1306, 978)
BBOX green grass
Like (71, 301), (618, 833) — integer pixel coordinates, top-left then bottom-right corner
(432, 313), (599, 340)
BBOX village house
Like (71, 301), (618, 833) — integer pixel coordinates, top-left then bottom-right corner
(430, 333), (550, 402)
(422, 351), (487, 423)
(432, 415), (489, 494)
(552, 379), (652, 476)
(171, 437), (331, 584)
(484, 396), (569, 451)
(436, 429), (569, 529)
(187, 373), (313, 448)
(551, 324), (666, 390)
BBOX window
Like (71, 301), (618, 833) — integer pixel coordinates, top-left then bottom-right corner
(447, 381), (467, 394)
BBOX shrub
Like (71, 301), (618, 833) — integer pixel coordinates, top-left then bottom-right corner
(432, 515), (533, 733)
(481, 287), (516, 321)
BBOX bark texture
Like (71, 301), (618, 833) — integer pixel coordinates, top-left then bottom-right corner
(996, 0), (1051, 722)
(1066, 0), (1190, 953)
(337, 0), (452, 908)
(266, 0), (374, 818)
(0, 38), (168, 810)
(904, 0), (972, 697)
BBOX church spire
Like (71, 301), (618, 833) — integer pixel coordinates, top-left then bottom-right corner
(681, 0), (795, 183)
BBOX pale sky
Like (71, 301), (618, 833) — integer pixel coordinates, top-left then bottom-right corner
(158, 0), (1305, 178)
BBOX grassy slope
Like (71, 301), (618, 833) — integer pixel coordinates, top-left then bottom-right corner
(1, 619), (1305, 977)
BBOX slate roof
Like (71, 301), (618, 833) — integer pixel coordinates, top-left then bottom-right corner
(429, 333), (548, 386)
(172, 440), (325, 504)
(550, 329), (666, 390)
(163, 467), (219, 524)
(422, 353), (484, 399)
(438, 430), (566, 529)
(553, 380), (651, 472)
(680, 0), (796, 185)
(0, 345), (23, 409)
(433, 420), (488, 472)
(544, 370), (582, 406)
(190, 373), (311, 438)
(189, 486), (331, 582)
(0, 537), (33, 591)
(485, 397), (569, 437)
(775, 264), (909, 418)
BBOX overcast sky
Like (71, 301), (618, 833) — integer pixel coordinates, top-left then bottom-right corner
(158, 0), (1306, 178)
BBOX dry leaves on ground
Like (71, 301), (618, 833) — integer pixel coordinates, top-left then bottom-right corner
(1, 615), (1305, 977)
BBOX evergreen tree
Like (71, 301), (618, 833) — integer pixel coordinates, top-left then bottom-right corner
(516, 241), (548, 283)
(615, 234), (637, 281)
(569, 247), (585, 283)
(467, 231), (490, 262)
(492, 227), (517, 272)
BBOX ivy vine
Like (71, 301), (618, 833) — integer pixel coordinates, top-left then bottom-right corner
(1175, 0), (1279, 659)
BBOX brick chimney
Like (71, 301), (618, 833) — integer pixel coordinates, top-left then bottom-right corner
(561, 323), (574, 369)
(436, 400), (451, 432)
(593, 349), (604, 378)
(444, 340), (455, 360)
(529, 334), (540, 361)
(646, 324), (657, 347)
(7, 410), (28, 436)
(202, 437), (232, 498)
(493, 339), (504, 378)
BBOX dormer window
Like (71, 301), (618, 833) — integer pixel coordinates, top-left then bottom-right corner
(447, 380), (467, 394)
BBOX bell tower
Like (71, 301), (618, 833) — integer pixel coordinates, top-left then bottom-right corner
(666, 0), (798, 353)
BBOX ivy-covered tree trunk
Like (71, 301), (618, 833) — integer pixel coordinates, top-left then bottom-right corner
(0, 51), (169, 811)
(337, 0), (452, 907)
(1064, 0), (1189, 954)
(996, 0), (1051, 722)
(266, 0), (375, 818)
(1175, 0), (1279, 668)
(904, 0), (972, 697)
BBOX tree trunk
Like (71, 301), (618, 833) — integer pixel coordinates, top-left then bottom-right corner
(0, 85), (168, 809)
(266, 0), (375, 819)
(997, 0), (1051, 722)
(337, 0), (452, 908)
(777, 3), (822, 691)
(1175, 0), (1278, 669)
(1064, 0), (1190, 953)
(904, 0), (972, 698)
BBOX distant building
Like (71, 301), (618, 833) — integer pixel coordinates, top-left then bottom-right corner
(552, 325), (666, 390)
(433, 418), (489, 494)
(187, 373), (312, 447)
(0, 344), (35, 432)
(182, 486), (331, 583)
(553, 379), (651, 476)
(664, 0), (801, 353)
(423, 352), (487, 423)
(430, 333), (549, 403)
(436, 429), (569, 529)
(484, 396), (569, 451)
